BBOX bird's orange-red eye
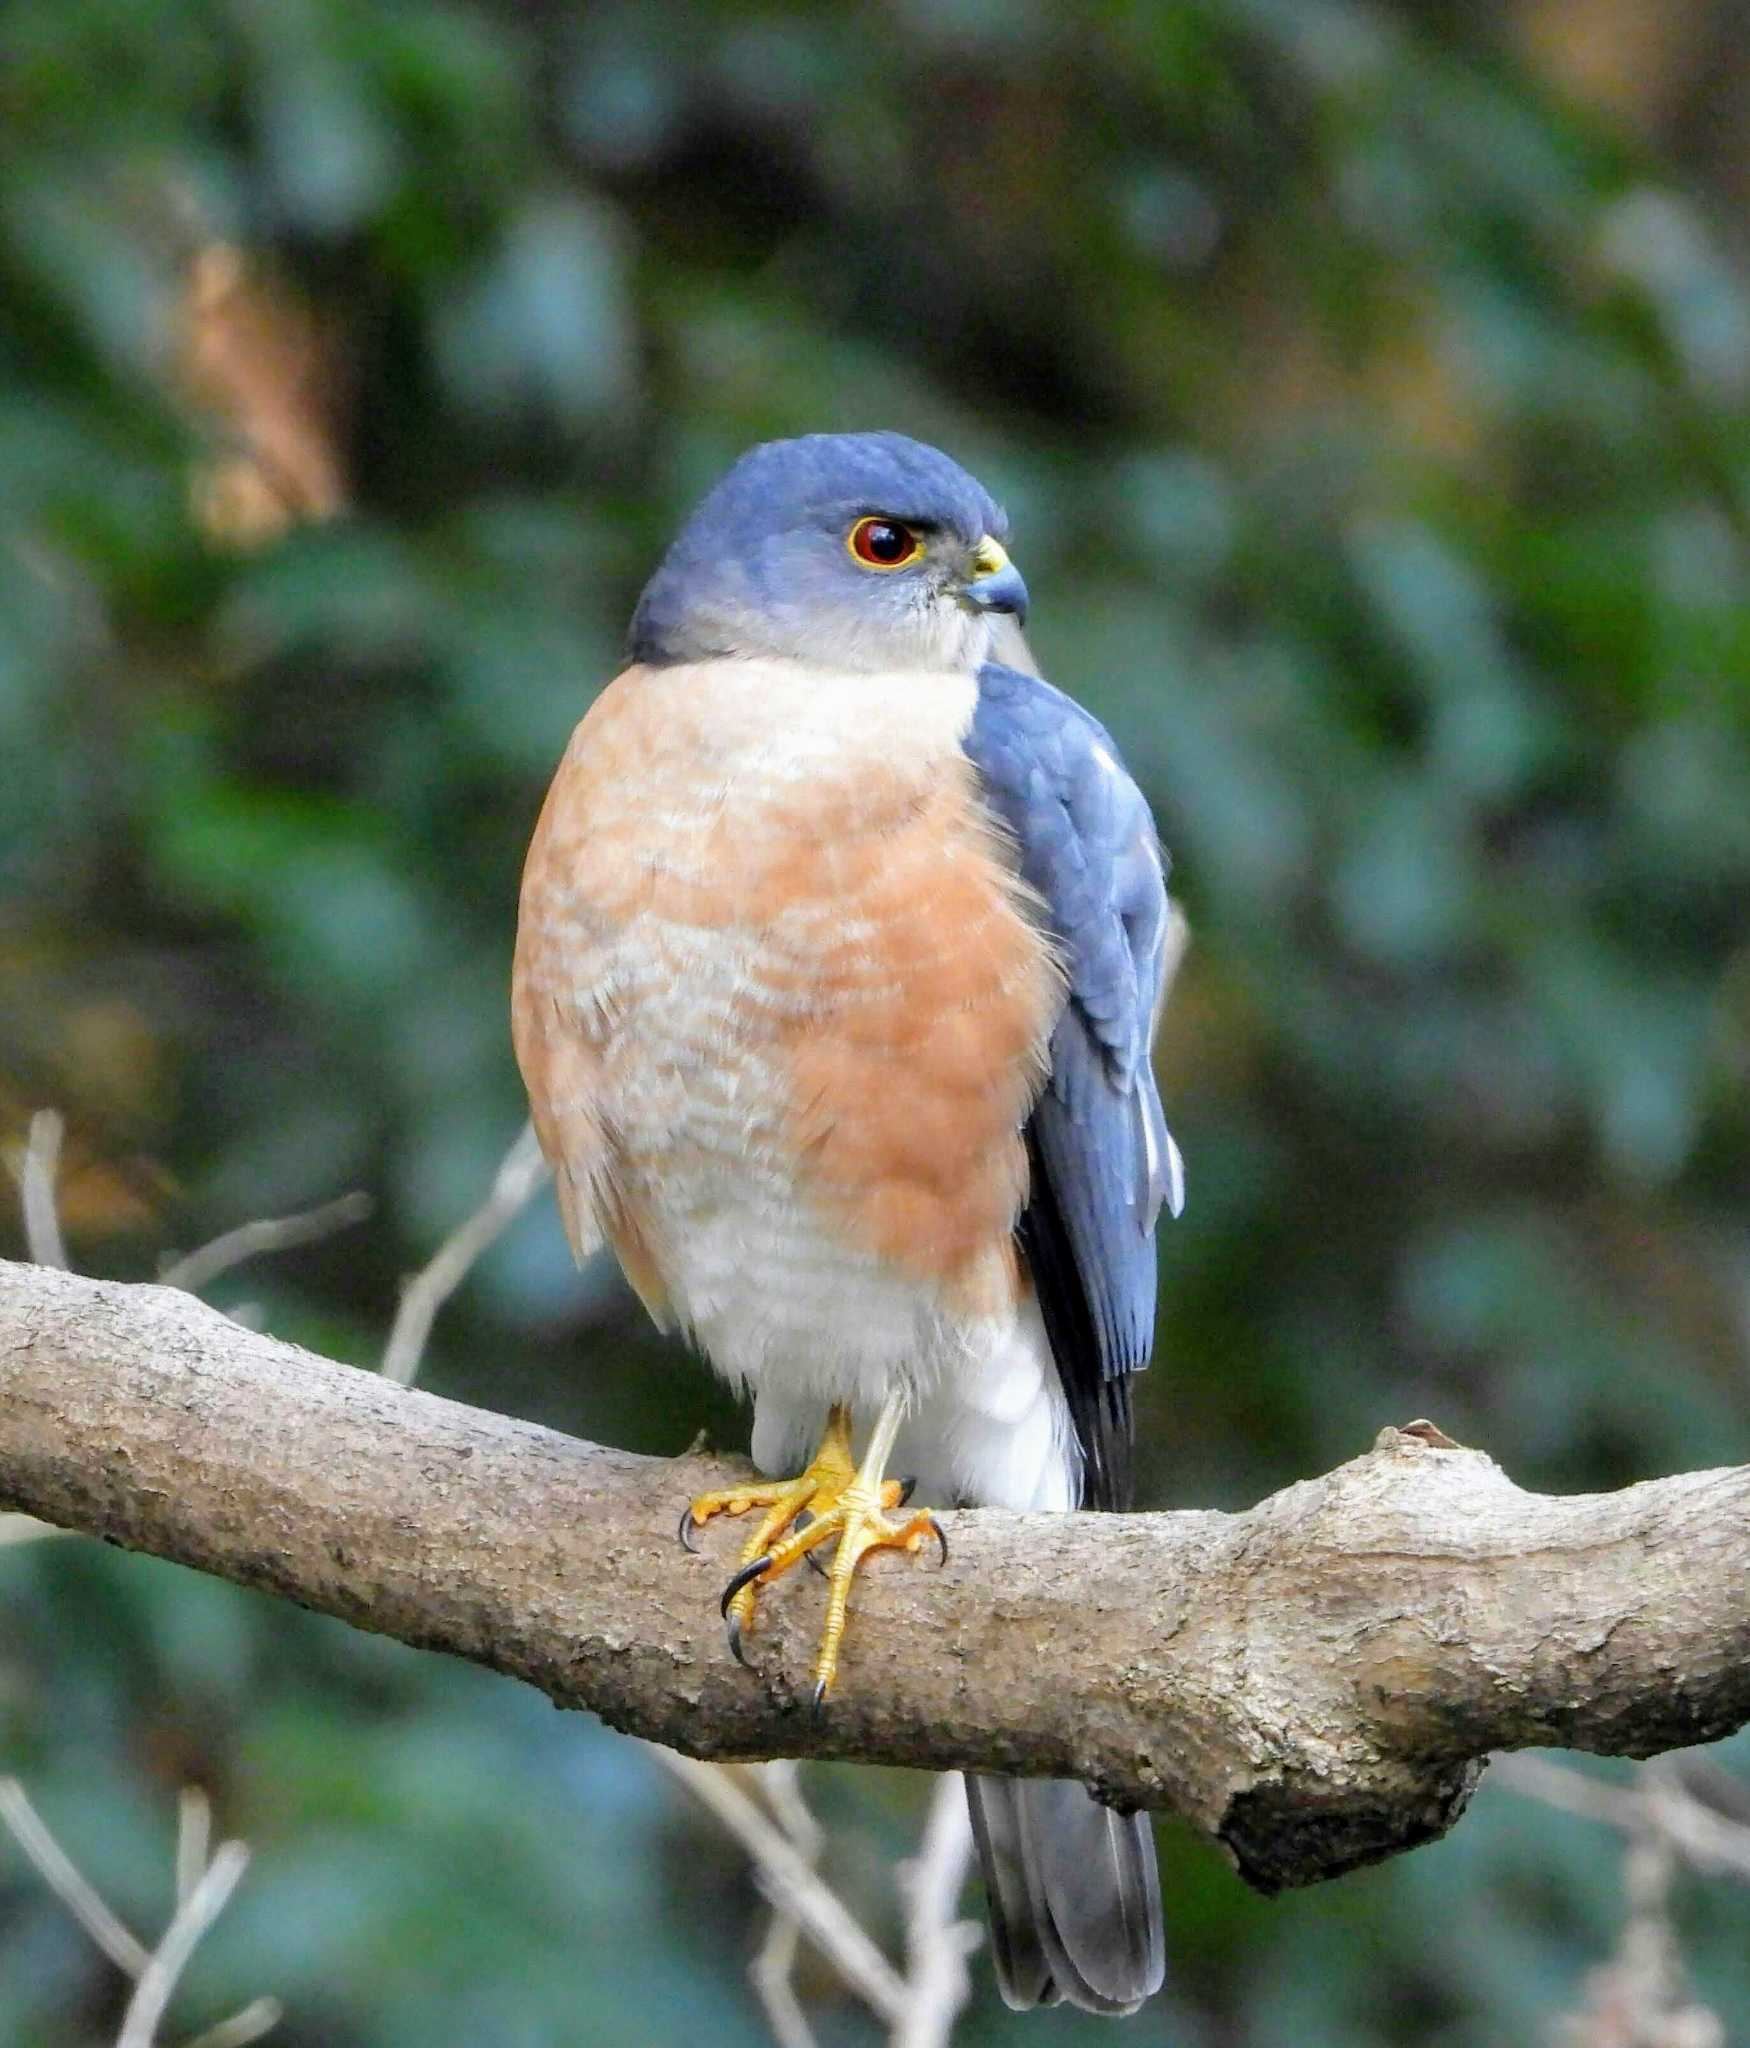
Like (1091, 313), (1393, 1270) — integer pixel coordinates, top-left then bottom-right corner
(848, 516), (922, 569)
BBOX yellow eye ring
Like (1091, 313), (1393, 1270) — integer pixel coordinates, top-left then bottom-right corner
(847, 516), (923, 570)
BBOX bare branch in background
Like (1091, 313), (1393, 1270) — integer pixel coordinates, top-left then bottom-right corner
(892, 1776), (979, 2048)
(745, 1762), (825, 2048)
(159, 1192), (373, 1296)
(175, 1789), (213, 1909)
(1556, 1835), (1724, 2048)
(7, 1110), (70, 1271)
(116, 1841), (255, 2048)
(648, 1748), (911, 2026)
(2, 1112), (71, 1546)
(177, 2004), (284, 2048)
(656, 1759), (977, 2047)
(1501, 1757), (1742, 2046)
(0, 1778), (151, 1977)
(0, 1777), (279, 2048)
(750, 1913), (819, 2048)
(1499, 1756), (1750, 1885)
(381, 1122), (549, 1384)
(1546, 1821), (1724, 2048)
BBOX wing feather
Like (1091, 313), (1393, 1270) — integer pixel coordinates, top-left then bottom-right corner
(964, 661), (1183, 1511)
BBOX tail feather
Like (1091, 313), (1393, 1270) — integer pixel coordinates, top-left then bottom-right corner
(966, 1774), (1164, 2016)
(965, 1775), (1059, 2009)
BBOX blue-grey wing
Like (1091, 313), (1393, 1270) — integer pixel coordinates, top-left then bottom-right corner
(964, 661), (1184, 1511)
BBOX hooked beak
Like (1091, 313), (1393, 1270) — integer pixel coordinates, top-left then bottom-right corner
(962, 536), (1029, 625)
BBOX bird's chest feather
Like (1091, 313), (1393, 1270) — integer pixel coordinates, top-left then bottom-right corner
(514, 658), (1060, 1393)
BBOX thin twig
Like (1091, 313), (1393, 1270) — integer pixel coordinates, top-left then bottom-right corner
(166, 1792), (281, 2048)
(0, 1777), (273, 2046)
(892, 1775), (979, 2048)
(1, 1129), (75, 1538)
(1499, 1755), (1750, 1882)
(381, 1124), (548, 1385)
(759, 1761), (823, 1862)
(748, 1763), (824, 2048)
(159, 1193), (373, 1295)
(750, 1908), (819, 2048)
(1644, 1775), (1750, 1885)
(178, 1997), (284, 2048)
(1504, 1754), (1740, 2046)
(0, 1778), (151, 1975)
(14, 1109), (70, 1269)
(647, 1746), (910, 2025)
(115, 1841), (250, 2048)
(1498, 1754), (1649, 1828)
(1547, 1811), (1725, 2048)
(175, 1788), (212, 1909)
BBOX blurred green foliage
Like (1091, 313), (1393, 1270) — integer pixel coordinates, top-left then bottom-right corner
(4, 1), (1750, 2043)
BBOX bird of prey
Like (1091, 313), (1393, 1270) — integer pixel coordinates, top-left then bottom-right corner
(512, 432), (1184, 2015)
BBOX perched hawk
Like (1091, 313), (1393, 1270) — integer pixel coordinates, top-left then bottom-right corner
(513, 433), (1183, 2014)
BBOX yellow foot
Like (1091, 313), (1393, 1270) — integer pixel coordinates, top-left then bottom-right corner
(678, 1399), (945, 1711)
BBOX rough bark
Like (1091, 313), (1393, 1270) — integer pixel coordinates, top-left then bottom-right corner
(1, 1258), (1745, 1894)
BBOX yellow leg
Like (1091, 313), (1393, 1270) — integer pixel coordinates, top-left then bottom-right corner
(680, 1404), (858, 1663)
(679, 1394), (944, 1707)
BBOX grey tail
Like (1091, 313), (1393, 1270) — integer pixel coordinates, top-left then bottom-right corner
(965, 1774), (1165, 2015)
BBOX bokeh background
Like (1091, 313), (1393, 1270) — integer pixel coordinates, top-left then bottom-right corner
(4, 1), (1750, 2042)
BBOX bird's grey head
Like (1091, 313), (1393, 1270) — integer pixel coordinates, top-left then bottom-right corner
(629, 432), (1028, 673)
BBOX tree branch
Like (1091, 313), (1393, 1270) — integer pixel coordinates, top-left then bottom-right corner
(2, 1258), (1746, 1894)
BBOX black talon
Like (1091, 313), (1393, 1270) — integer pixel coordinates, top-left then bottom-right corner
(810, 1679), (829, 1723)
(895, 1476), (917, 1507)
(726, 1612), (749, 1667)
(721, 1555), (771, 1617)
(926, 1517), (948, 1568)
(678, 1505), (701, 1553)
